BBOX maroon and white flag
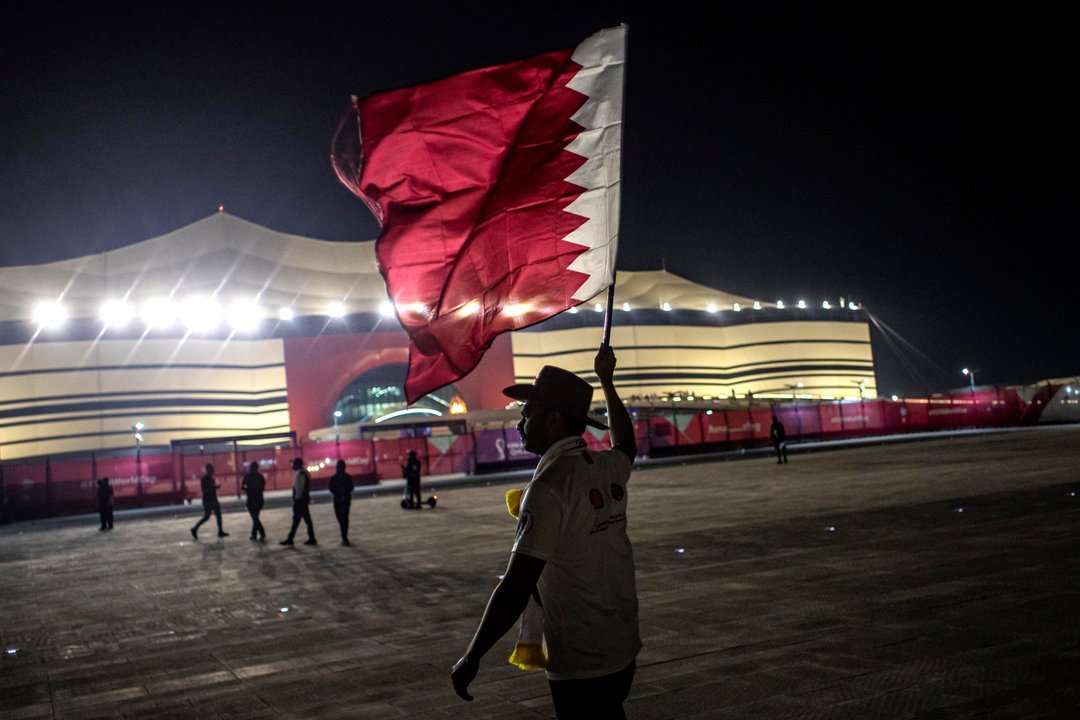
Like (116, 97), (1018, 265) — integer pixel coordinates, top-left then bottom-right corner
(333, 26), (626, 403)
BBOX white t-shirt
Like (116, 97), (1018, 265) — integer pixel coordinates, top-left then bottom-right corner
(512, 436), (641, 680)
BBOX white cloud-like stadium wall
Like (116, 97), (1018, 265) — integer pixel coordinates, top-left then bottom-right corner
(0, 214), (876, 462)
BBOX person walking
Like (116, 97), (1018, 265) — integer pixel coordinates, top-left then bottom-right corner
(770, 414), (788, 464)
(191, 463), (228, 539)
(280, 457), (316, 546)
(240, 461), (266, 541)
(402, 450), (422, 508)
(96, 477), (114, 530)
(328, 460), (355, 545)
(451, 344), (640, 719)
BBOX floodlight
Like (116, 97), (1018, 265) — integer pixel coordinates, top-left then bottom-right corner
(227, 300), (263, 332)
(33, 301), (67, 329)
(593, 303), (603, 312)
(181, 297), (220, 332)
(622, 302), (632, 312)
(706, 303), (718, 313)
(142, 298), (178, 329)
(326, 301), (347, 318)
(662, 302), (671, 311)
(278, 307), (295, 321)
(732, 303), (741, 312)
(776, 300), (785, 309)
(100, 300), (133, 328)
(378, 300), (395, 317)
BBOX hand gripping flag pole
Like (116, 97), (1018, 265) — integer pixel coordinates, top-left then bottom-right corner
(333, 26), (627, 403)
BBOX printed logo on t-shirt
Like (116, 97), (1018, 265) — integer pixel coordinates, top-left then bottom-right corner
(610, 483), (625, 502)
(589, 488), (605, 509)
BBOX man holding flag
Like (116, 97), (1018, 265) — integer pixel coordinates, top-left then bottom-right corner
(451, 344), (640, 718)
(332, 24), (633, 716)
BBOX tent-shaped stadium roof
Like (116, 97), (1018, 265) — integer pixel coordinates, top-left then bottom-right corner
(0, 213), (767, 322)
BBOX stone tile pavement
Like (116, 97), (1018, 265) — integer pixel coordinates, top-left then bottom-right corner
(2, 427), (1078, 719)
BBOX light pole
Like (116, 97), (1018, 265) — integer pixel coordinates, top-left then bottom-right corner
(333, 410), (343, 458)
(132, 422), (144, 497)
(785, 382), (804, 439)
(962, 367), (977, 392)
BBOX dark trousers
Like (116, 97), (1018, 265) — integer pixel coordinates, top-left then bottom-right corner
(247, 500), (265, 538)
(193, 501), (223, 532)
(548, 661), (635, 720)
(286, 501), (315, 540)
(333, 499), (350, 539)
(406, 478), (421, 507)
(98, 507), (113, 529)
(773, 441), (788, 463)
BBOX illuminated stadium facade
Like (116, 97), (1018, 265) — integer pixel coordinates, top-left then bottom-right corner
(0, 213), (876, 461)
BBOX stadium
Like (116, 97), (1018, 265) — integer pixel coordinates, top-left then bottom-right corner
(0, 212), (875, 458)
(2, 212), (1073, 520)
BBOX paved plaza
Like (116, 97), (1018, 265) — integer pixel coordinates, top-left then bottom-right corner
(2, 427), (1079, 719)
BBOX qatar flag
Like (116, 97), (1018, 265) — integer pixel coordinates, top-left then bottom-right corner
(333, 26), (626, 404)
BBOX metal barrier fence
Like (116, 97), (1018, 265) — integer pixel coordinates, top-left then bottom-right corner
(3, 385), (1075, 523)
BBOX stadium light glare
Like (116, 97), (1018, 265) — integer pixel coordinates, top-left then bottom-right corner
(567, 306), (578, 314)
(797, 300), (806, 309)
(181, 297), (221, 333)
(378, 301), (395, 317)
(822, 301), (832, 309)
(706, 302), (718, 313)
(622, 302), (631, 312)
(848, 302), (858, 310)
(662, 302), (671, 312)
(456, 300), (480, 317)
(593, 303), (603, 313)
(33, 301), (67, 329)
(504, 303), (530, 318)
(732, 303), (741, 312)
(142, 298), (178, 329)
(278, 307), (295, 321)
(776, 300), (785, 309)
(100, 300), (133, 328)
(326, 301), (347, 318)
(227, 300), (263, 332)
(753, 301), (761, 310)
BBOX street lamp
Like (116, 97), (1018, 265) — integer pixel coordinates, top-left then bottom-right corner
(962, 367), (977, 391)
(333, 410), (343, 457)
(132, 422), (144, 496)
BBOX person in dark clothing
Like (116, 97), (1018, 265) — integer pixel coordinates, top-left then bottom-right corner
(241, 461), (266, 541)
(96, 477), (114, 530)
(281, 457), (316, 546)
(328, 460), (355, 545)
(402, 450), (422, 508)
(770, 415), (788, 464)
(191, 463), (228, 539)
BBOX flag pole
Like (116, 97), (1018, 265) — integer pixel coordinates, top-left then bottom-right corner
(602, 271), (617, 347)
(602, 23), (629, 349)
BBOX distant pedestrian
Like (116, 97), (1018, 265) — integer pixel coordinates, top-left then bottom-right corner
(280, 458), (316, 546)
(402, 450), (422, 508)
(241, 461), (266, 541)
(191, 463), (228, 539)
(328, 460), (355, 545)
(96, 478), (114, 530)
(770, 415), (788, 464)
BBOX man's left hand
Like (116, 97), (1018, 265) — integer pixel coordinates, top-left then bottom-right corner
(450, 654), (478, 701)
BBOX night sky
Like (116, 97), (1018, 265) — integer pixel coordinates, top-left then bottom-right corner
(2, 3), (1075, 397)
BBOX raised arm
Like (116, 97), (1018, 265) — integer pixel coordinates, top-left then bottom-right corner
(595, 344), (636, 457)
